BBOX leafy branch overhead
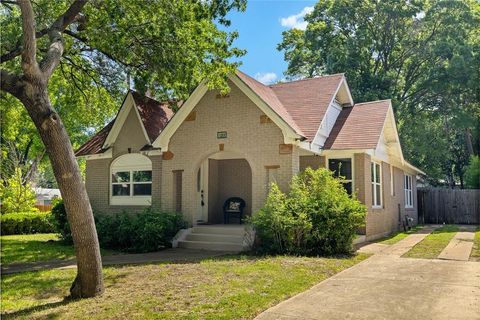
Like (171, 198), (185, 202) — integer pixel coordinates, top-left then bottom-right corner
(1, 0), (246, 99)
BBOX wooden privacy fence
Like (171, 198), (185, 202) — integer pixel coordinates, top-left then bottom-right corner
(35, 204), (53, 212)
(418, 188), (480, 225)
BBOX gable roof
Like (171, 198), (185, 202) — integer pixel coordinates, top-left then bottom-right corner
(75, 91), (175, 156)
(324, 100), (390, 150)
(269, 74), (345, 141)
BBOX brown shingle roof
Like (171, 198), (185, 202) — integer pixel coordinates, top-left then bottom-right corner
(75, 121), (114, 156)
(75, 91), (175, 156)
(130, 91), (175, 142)
(324, 100), (390, 150)
(269, 74), (344, 141)
(236, 71), (305, 137)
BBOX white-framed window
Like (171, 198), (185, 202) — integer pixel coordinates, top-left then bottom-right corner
(328, 158), (353, 195)
(404, 174), (413, 208)
(371, 161), (382, 208)
(110, 153), (152, 206)
(390, 165), (395, 196)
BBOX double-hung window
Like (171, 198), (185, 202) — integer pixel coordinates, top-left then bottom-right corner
(110, 153), (152, 205)
(404, 174), (413, 208)
(371, 161), (382, 208)
(112, 170), (152, 196)
(329, 158), (353, 195)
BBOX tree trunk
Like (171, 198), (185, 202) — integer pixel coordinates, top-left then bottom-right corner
(22, 84), (103, 298)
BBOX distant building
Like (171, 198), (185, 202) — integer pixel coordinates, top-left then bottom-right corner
(34, 188), (61, 206)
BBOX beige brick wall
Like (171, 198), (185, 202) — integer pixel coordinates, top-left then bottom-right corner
(161, 80), (298, 225)
(353, 152), (418, 240)
(85, 106), (163, 214)
(299, 155), (326, 171)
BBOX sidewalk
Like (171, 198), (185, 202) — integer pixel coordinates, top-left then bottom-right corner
(1, 248), (231, 275)
(256, 228), (480, 320)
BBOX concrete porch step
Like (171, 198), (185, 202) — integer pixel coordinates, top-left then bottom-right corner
(186, 233), (244, 243)
(177, 240), (244, 252)
(191, 225), (246, 236)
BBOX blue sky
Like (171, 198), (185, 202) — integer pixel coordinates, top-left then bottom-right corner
(222, 1), (316, 84)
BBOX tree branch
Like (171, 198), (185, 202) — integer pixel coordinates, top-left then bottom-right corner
(18, 0), (40, 78)
(1, 0), (88, 66)
(39, 0), (88, 78)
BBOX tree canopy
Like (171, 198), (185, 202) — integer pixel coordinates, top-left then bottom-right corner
(1, 0), (246, 187)
(278, 0), (480, 186)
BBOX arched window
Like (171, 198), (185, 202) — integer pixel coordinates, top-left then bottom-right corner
(110, 153), (152, 205)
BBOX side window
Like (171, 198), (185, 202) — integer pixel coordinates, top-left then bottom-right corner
(371, 162), (382, 207)
(404, 174), (413, 208)
(328, 158), (353, 195)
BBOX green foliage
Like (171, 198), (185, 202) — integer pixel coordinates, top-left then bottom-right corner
(53, 202), (187, 252)
(1, 212), (56, 235)
(51, 199), (72, 243)
(249, 168), (366, 255)
(0, 168), (37, 214)
(95, 208), (187, 253)
(465, 156), (480, 189)
(278, 0), (480, 185)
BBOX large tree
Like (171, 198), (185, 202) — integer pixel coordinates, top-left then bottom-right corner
(1, 0), (245, 298)
(278, 0), (480, 185)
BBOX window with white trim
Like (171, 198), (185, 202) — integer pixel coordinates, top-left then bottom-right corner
(404, 174), (413, 208)
(371, 162), (382, 207)
(390, 165), (395, 196)
(328, 158), (353, 195)
(110, 153), (152, 205)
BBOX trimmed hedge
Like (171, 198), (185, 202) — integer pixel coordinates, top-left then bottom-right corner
(95, 209), (187, 252)
(52, 200), (187, 253)
(1, 212), (56, 235)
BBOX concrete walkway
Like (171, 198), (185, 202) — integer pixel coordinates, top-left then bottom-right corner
(1, 248), (231, 275)
(438, 230), (476, 261)
(256, 228), (480, 320)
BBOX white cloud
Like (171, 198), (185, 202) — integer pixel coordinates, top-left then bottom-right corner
(255, 72), (278, 85)
(280, 6), (314, 31)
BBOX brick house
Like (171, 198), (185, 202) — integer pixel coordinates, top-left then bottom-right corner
(76, 70), (423, 249)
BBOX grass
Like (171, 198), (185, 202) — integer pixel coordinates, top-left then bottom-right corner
(1, 233), (116, 266)
(470, 228), (480, 262)
(1, 253), (368, 319)
(379, 226), (424, 245)
(402, 225), (459, 259)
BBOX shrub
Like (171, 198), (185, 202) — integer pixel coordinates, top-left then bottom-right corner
(0, 168), (37, 214)
(51, 199), (72, 243)
(249, 168), (366, 255)
(96, 208), (187, 252)
(52, 202), (187, 252)
(465, 155), (480, 189)
(1, 211), (56, 235)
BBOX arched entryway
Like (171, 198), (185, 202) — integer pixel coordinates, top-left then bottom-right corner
(195, 152), (252, 224)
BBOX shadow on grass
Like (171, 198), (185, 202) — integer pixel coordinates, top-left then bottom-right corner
(1, 297), (74, 319)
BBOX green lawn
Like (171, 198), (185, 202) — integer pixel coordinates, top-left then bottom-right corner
(1, 253), (368, 319)
(379, 226), (424, 245)
(470, 228), (480, 262)
(402, 225), (459, 259)
(1, 234), (116, 266)
(1, 234), (75, 265)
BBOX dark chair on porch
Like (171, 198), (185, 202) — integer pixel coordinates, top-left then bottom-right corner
(223, 197), (246, 224)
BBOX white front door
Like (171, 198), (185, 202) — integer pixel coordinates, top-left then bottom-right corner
(196, 159), (209, 223)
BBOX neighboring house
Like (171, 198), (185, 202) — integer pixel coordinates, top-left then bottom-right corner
(34, 187), (61, 206)
(76, 71), (424, 245)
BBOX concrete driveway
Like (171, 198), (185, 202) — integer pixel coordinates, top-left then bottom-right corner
(256, 231), (480, 320)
